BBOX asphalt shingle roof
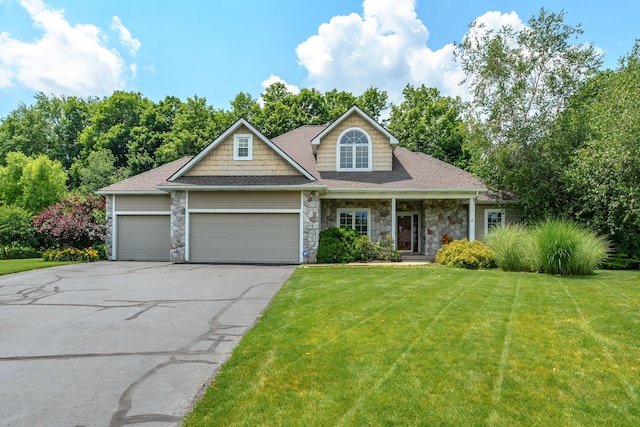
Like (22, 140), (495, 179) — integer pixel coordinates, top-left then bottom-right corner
(99, 124), (486, 194)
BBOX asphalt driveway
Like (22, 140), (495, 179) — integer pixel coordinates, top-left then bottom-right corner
(0, 261), (296, 427)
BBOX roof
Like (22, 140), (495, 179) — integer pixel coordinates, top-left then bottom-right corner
(273, 126), (485, 193)
(169, 118), (315, 181)
(99, 119), (486, 196)
(97, 157), (192, 193)
(310, 106), (399, 146)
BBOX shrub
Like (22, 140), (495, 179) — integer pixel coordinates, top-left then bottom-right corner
(484, 224), (534, 272)
(43, 247), (100, 262)
(0, 205), (38, 254)
(317, 227), (360, 263)
(0, 245), (41, 260)
(33, 193), (106, 249)
(353, 234), (400, 262)
(436, 239), (497, 269)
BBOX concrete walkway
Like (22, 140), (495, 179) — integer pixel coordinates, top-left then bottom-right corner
(0, 262), (295, 427)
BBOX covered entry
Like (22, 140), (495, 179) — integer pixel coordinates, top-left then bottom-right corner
(189, 213), (300, 263)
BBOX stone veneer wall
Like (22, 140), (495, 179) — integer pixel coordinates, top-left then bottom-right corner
(170, 191), (186, 262)
(105, 195), (113, 260)
(423, 199), (468, 258)
(302, 191), (320, 263)
(320, 199), (392, 242)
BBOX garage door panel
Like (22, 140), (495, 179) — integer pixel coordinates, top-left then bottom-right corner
(117, 215), (170, 261)
(190, 213), (299, 263)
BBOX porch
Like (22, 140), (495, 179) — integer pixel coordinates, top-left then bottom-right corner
(319, 197), (477, 260)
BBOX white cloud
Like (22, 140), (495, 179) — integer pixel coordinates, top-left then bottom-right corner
(261, 74), (300, 94)
(111, 16), (141, 55)
(0, 0), (137, 96)
(295, 0), (525, 103)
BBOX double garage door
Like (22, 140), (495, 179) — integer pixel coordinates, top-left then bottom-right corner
(190, 213), (299, 263)
(116, 213), (299, 263)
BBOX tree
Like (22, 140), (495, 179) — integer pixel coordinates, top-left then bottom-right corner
(33, 193), (106, 249)
(564, 43), (640, 267)
(73, 149), (130, 193)
(78, 91), (152, 169)
(356, 87), (389, 123)
(155, 96), (230, 162)
(456, 8), (602, 201)
(388, 84), (469, 168)
(0, 152), (68, 213)
(0, 94), (94, 169)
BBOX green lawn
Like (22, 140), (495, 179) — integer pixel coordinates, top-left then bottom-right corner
(184, 266), (640, 426)
(0, 258), (79, 275)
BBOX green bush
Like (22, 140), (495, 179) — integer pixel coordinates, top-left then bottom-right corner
(0, 245), (41, 260)
(317, 228), (400, 263)
(353, 234), (400, 262)
(435, 239), (497, 269)
(485, 219), (609, 275)
(317, 227), (360, 263)
(0, 205), (38, 251)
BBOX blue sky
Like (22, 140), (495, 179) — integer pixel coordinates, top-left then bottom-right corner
(1, 0), (638, 119)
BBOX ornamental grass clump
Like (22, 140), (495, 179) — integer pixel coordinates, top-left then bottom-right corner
(485, 219), (609, 275)
(531, 219), (609, 276)
(435, 239), (497, 269)
(484, 224), (534, 272)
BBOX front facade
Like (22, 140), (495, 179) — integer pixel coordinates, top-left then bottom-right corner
(99, 106), (512, 264)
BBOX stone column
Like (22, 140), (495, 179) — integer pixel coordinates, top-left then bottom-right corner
(302, 191), (320, 263)
(423, 199), (469, 258)
(170, 191), (187, 263)
(105, 195), (114, 260)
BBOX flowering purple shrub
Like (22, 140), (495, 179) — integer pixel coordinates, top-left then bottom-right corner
(33, 193), (106, 249)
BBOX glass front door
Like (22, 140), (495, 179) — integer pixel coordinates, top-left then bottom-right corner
(397, 215), (413, 251)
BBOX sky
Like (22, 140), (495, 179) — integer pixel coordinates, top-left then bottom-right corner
(0, 0), (638, 119)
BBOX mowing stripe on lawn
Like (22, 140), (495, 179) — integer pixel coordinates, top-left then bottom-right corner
(490, 278), (521, 413)
(335, 273), (485, 426)
(562, 282), (638, 402)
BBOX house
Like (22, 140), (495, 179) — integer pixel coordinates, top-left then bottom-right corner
(98, 106), (516, 264)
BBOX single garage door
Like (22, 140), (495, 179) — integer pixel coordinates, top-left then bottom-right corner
(190, 213), (299, 263)
(116, 215), (170, 261)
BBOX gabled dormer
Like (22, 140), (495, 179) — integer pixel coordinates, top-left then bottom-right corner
(169, 118), (314, 181)
(311, 105), (398, 172)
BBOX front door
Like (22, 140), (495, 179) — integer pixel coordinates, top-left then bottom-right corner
(397, 213), (419, 252)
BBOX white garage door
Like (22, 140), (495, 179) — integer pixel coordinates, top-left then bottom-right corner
(190, 213), (299, 263)
(116, 215), (170, 261)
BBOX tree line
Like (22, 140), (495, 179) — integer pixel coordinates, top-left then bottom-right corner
(0, 8), (638, 267)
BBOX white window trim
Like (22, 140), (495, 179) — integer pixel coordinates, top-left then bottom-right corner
(484, 208), (506, 235)
(336, 128), (372, 172)
(337, 208), (371, 237)
(233, 134), (253, 160)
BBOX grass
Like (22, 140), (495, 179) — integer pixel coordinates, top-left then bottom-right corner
(485, 219), (610, 275)
(0, 258), (79, 275)
(184, 266), (640, 426)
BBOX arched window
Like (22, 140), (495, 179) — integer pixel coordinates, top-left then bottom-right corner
(337, 128), (372, 171)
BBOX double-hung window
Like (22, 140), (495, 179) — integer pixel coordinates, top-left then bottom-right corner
(234, 134), (253, 160)
(484, 209), (505, 234)
(337, 128), (371, 171)
(338, 208), (370, 236)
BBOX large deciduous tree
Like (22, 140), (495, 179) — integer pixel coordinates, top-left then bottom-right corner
(0, 152), (68, 213)
(564, 43), (640, 267)
(456, 8), (602, 214)
(388, 84), (469, 168)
